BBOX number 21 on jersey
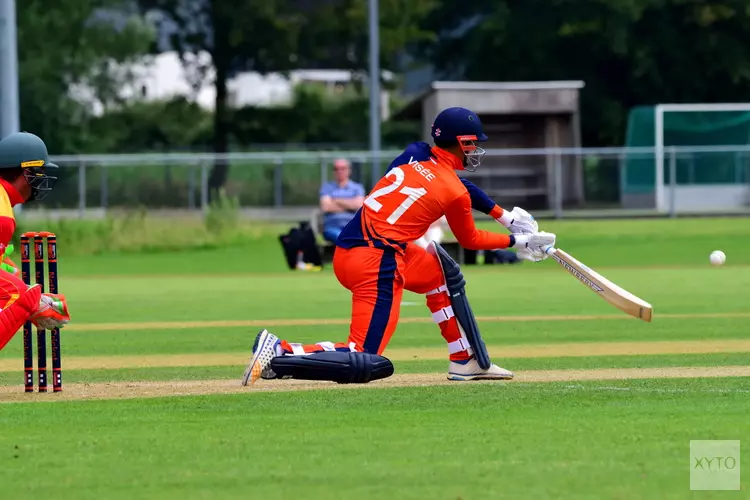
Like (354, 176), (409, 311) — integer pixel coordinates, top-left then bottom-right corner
(363, 167), (427, 224)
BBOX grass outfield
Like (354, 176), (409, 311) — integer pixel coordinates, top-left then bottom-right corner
(0, 217), (748, 498)
(1, 381), (748, 499)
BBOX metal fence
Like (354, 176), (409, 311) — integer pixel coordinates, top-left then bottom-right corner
(39, 145), (750, 218)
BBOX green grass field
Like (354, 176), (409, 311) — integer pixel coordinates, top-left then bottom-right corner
(0, 217), (748, 499)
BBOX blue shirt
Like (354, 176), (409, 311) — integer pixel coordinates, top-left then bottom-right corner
(320, 180), (365, 229)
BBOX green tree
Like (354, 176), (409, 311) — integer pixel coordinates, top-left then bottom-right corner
(137, 0), (306, 197)
(18, 0), (154, 153)
(91, 97), (213, 152)
(138, 0), (436, 195)
(419, 0), (750, 145)
(231, 85), (419, 148)
(295, 0), (437, 76)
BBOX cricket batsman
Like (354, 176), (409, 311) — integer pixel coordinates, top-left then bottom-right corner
(243, 107), (554, 385)
(0, 132), (70, 352)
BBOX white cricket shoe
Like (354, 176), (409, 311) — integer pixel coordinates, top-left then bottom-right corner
(447, 357), (514, 381)
(241, 329), (280, 386)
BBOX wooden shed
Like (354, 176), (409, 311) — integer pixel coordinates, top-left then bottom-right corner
(395, 81), (586, 209)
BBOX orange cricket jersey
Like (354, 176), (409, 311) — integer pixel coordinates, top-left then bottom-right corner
(338, 142), (511, 252)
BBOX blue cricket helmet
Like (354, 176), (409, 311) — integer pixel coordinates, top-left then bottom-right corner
(431, 107), (488, 143)
(430, 107), (488, 171)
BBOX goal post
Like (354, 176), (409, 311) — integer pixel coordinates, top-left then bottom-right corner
(654, 103), (750, 212)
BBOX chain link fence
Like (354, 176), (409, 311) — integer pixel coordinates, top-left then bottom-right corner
(33, 146), (750, 218)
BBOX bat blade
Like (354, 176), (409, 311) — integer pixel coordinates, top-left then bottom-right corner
(547, 247), (653, 322)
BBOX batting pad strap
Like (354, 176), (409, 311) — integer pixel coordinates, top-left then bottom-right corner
(425, 285), (448, 296)
(447, 338), (473, 354)
(290, 343), (307, 356)
(316, 342), (336, 352)
(431, 306), (455, 324)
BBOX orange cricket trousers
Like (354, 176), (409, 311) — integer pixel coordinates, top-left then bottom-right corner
(279, 244), (472, 361)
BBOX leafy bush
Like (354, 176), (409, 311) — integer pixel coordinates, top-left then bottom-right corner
(204, 189), (240, 235)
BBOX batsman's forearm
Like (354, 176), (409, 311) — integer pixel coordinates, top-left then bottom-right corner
(457, 230), (512, 250)
(445, 194), (512, 250)
(461, 179), (510, 221)
(461, 179), (495, 214)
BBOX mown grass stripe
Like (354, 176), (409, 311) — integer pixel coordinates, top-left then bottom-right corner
(2, 352), (748, 386)
(2, 366), (749, 403)
(66, 311), (750, 332)
(2, 339), (749, 372)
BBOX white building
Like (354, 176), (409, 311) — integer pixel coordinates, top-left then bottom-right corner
(71, 51), (393, 117)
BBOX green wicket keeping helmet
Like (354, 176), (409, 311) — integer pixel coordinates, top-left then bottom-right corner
(0, 132), (58, 201)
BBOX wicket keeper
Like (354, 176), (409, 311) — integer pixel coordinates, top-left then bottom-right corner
(0, 132), (70, 352)
(243, 108), (554, 385)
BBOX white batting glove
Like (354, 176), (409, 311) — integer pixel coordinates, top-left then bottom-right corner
(496, 207), (539, 234)
(516, 247), (547, 262)
(511, 231), (556, 262)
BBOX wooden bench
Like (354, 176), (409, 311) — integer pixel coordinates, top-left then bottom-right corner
(459, 166), (538, 179)
(460, 166), (549, 208)
(310, 208), (337, 263)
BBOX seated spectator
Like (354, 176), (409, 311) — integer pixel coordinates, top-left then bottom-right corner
(319, 159), (365, 243)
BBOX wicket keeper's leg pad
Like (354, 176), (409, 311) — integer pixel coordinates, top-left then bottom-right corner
(270, 351), (394, 383)
(429, 242), (493, 370)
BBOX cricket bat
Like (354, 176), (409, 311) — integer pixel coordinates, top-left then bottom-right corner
(546, 247), (653, 322)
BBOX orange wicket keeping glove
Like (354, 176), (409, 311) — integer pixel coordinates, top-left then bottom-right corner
(30, 293), (70, 330)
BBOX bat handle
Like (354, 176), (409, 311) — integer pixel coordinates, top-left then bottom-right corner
(544, 246), (558, 255)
